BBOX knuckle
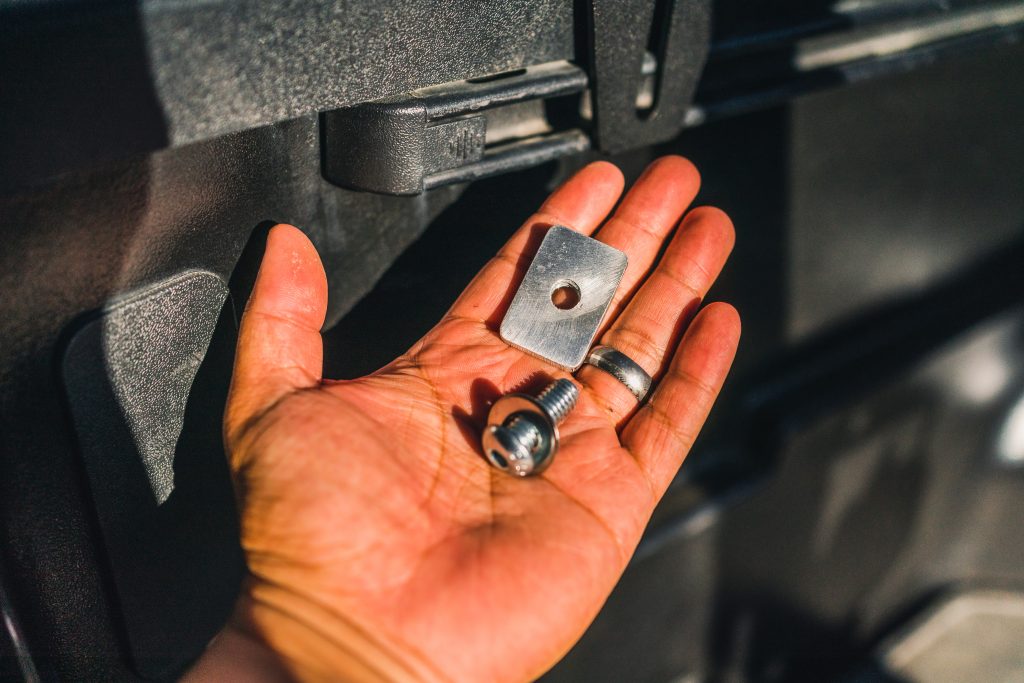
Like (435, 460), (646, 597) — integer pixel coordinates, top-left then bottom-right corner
(604, 326), (662, 373)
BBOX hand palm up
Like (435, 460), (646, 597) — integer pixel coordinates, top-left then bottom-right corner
(211, 157), (739, 682)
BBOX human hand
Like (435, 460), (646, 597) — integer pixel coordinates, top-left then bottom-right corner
(185, 157), (739, 682)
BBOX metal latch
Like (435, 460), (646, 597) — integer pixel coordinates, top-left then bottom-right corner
(321, 61), (590, 195)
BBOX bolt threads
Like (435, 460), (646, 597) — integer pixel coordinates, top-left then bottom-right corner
(536, 379), (579, 424)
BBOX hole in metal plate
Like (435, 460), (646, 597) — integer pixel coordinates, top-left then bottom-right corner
(550, 279), (581, 310)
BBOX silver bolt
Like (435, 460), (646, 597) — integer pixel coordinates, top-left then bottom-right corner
(482, 378), (579, 477)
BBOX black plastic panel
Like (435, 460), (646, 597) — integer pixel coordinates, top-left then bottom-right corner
(584, 0), (710, 153)
(0, 116), (467, 681)
(61, 272), (243, 679)
(1, 2), (1023, 681)
(0, 0), (574, 189)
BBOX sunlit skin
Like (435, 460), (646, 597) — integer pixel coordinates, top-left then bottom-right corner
(185, 157), (740, 682)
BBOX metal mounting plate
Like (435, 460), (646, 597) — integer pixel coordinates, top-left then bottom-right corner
(499, 226), (627, 370)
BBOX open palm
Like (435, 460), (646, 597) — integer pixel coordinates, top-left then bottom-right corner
(188, 157), (740, 682)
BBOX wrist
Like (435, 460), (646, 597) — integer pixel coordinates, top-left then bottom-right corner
(187, 579), (446, 682)
(182, 618), (292, 683)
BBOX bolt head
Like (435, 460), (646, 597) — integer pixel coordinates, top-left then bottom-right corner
(482, 424), (536, 476)
(482, 409), (556, 477)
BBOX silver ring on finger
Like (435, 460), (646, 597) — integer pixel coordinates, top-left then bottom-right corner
(582, 345), (653, 403)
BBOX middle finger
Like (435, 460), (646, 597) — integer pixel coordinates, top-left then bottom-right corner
(592, 155), (701, 330)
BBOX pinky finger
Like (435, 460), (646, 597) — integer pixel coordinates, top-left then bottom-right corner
(620, 302), (741, 497)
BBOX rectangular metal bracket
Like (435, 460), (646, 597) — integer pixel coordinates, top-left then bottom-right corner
(499, 225), (627, 370)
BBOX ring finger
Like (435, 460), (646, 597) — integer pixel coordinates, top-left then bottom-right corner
(577, 205), (735, 425)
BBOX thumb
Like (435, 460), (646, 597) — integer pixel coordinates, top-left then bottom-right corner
(224, 224), (327, 450)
